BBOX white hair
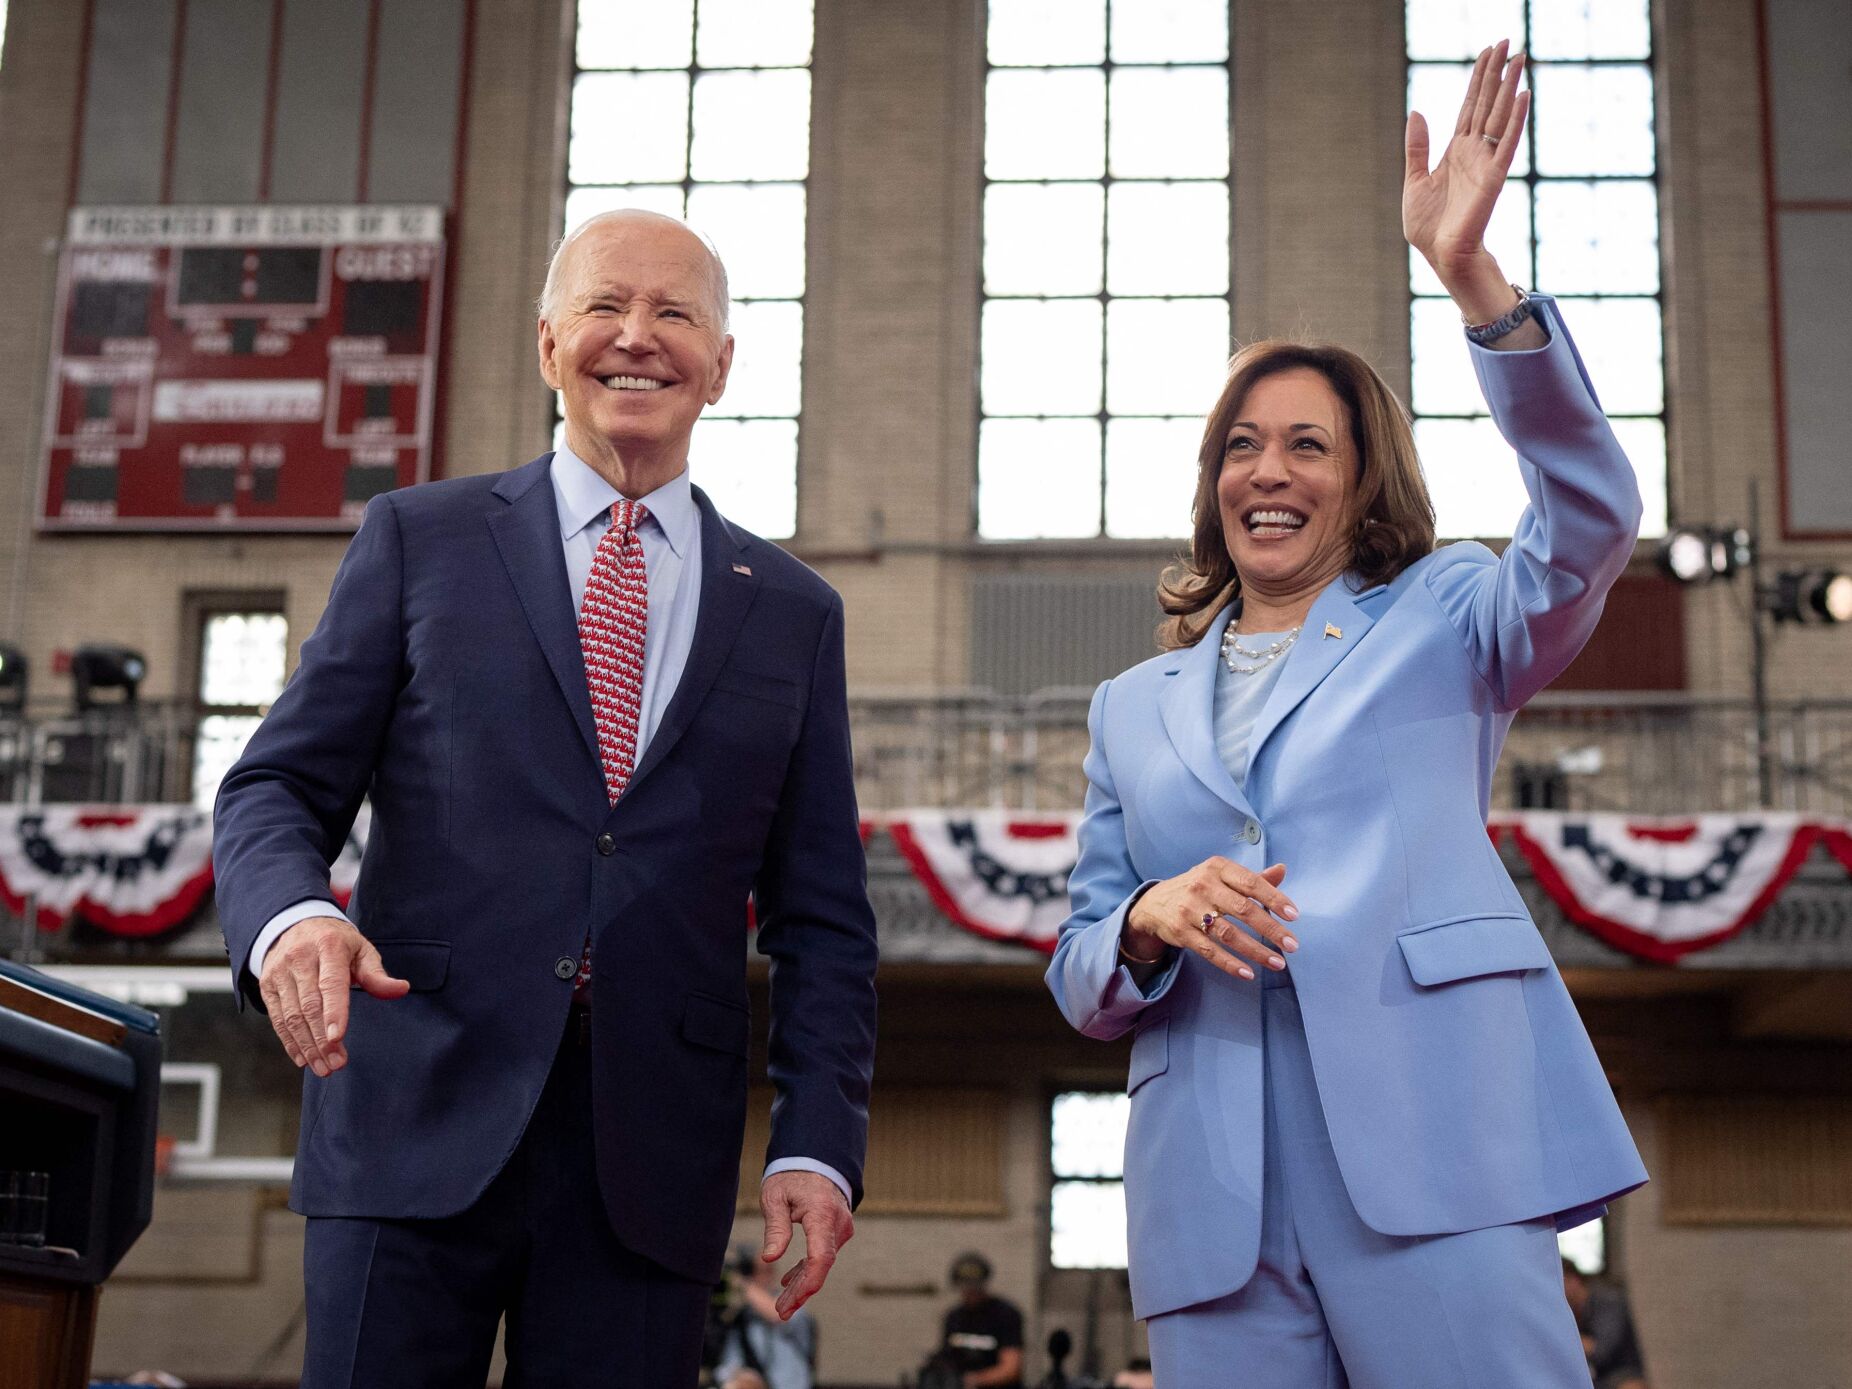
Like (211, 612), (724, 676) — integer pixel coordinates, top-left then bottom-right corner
(536, 208), (730, 329)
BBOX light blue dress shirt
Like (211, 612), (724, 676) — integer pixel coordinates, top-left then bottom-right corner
(247, 445), (849, 1203)
(1212, 628), (1295, 788)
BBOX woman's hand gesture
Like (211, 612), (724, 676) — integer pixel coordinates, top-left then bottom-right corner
(1403, 39), (1530, 323)
(1123, 858), (1299, 983)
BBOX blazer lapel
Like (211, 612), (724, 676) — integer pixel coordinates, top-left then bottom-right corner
(1157, 604), (1254, 815)
(1246, 577), (1383, 772)
(485, 458), (601, 766)
(623, 486), (759, 798)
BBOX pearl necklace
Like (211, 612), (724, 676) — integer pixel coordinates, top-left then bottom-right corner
(1221, 623), (1302, 676)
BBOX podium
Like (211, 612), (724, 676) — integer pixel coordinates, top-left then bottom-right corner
(0, 960), (161, 1389)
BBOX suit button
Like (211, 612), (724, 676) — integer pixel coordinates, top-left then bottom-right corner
(553, 957), (577, 981)
(1242, 819), (1262, 844)
(595, 833), (616, 856)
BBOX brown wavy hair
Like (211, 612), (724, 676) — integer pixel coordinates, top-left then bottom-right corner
(1157, 340), (1437, 651)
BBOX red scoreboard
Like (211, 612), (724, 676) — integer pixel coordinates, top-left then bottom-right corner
(39, 205), (446, 532)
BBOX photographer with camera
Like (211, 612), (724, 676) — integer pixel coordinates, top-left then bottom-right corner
(712, 1244), (818, 1389)
(936, 1253), (1024, 1388)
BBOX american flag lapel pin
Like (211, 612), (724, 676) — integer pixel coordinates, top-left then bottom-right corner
(1324, 623), (1343, 640)
(732, 563), (753, 577)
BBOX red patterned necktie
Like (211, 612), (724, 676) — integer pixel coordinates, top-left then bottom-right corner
(573, 498), (650, 993)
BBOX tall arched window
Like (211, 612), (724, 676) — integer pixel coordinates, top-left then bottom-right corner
(564, 0), (812, 538)
(1407, 0), (1666, 540)
(978, 0), (1232, 540)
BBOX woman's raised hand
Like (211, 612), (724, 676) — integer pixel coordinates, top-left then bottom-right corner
(1123, 858), (1299, 983)
(1403, 39), (1530, 323)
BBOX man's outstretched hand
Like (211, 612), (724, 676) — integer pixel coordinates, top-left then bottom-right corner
(759, 1169), (854, 1320)
(257, 917), (409, 1076)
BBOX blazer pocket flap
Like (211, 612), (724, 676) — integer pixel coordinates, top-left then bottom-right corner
(1127, 1017), (1170, 1093)
(1397, 914), (1552, 986)
(682, 992), (751, 1057)
(370, 939), (450, 992)
(711, 667), (801, 710)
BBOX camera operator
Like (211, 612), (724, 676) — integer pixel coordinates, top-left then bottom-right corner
(713, 1245), (818, 1389)
(939, 1253), (1024, 1388)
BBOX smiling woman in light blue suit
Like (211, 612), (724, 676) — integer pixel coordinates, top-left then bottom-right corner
(1047, 44), (1647, 1387)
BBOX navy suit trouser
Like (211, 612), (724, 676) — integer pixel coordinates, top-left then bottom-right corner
(1147, 973), (1591, 1388)
(301, 1015), (709, 1389)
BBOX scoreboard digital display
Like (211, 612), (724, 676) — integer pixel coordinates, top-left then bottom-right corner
(39, 205), (447, 532)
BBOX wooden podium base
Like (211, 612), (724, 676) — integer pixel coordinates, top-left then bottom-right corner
(0, 1274), (97, 1389)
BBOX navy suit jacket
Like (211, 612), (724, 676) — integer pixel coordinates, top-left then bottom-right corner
(214, 455), (878, 1283)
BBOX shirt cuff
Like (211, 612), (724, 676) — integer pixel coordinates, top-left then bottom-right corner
(762, 1157), (853, 1207)
(246, 900), (350, 983)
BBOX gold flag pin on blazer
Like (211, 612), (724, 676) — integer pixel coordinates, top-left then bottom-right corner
(732, 563), (753, 576)
(1324, 623), (1343, 640)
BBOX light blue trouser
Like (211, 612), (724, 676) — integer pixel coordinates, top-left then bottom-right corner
(1146, 973), (1591, 1389)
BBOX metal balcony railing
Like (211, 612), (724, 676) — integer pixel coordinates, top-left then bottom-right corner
(4, 693), (1850, 816)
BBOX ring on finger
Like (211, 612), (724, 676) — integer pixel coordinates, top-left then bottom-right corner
(1481, 133), (1498, 144)
(1200, 911), (1218, 933)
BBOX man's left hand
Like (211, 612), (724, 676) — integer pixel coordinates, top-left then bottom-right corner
(759, 1170), (853, 1320)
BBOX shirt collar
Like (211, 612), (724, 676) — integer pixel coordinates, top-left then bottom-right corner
(550, 443), (697, 559)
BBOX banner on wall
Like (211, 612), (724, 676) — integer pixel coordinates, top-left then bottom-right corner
(2, 807), (1847, 961)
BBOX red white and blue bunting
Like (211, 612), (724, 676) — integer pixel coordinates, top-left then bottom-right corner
(3, 805), (1849, 962)
(0, 803), (367, 937)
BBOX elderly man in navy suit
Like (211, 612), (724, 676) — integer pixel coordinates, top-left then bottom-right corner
(214, 209), (877, 1387)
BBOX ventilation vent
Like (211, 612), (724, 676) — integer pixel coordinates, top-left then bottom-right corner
(970, 574), (1169, 696)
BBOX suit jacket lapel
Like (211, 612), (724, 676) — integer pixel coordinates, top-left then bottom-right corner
(486, 457), (601, 766)
(1157, 604), (1255, 816)
(1246, 577), (1383, 772)
(623, 486), (758, 799)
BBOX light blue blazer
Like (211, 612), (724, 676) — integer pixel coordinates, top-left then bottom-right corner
(1047, 298), (1649, 1322)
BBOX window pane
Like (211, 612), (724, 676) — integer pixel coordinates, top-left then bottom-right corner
(200, 613), (288, 706)
(1109, 0), (1228, 63)
(1109, 68), (1228, 179)
(1052, 1091), (1130, 1177)
(1408, 64), (1529, 177)
(1405, 0), (1526, 61)
(1417, 416), (1525, 539)
(688, 183), (807, 299)
(988, 0), (1105, 66)
(979, 419), (1103, 539)
(1558, 1217), (1607, 1275)
(1553, 297), (1663, 413)
(1051, 1180), (1128, 1269)
(695, 0), (814, 68)
(1535, 180), (1658, 294)
(986, 69), (1107, 180)
(1409, 178), (1531, 295)
(563, 183), (686, 237)
(691, 418), (797, 537)
(691, 70), (811, 181)
(710, 300), (802, 418)
(1106, 298), (1229, 416)
(1106, 418), (1201, 538)
(982, 300), (1103, 416)
(577, 0), (693, 70)
(194, 713), (263, 811)
(1608, 416), (1666, 538)
(1531, 0), (1649, 60)
(570, 72), (689, 184)
(1108, 181), (1229, 296)
(1410, 298), (1486, 417)
(1532, 64), (1655, 177)
(985, 183), (1105, 296)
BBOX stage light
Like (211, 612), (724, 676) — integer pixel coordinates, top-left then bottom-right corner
(1770, 569), (1852, 625)
(70, 644), (146, 710)
(1658, 526), (1751, 584)
(0, 643), (25, 711)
